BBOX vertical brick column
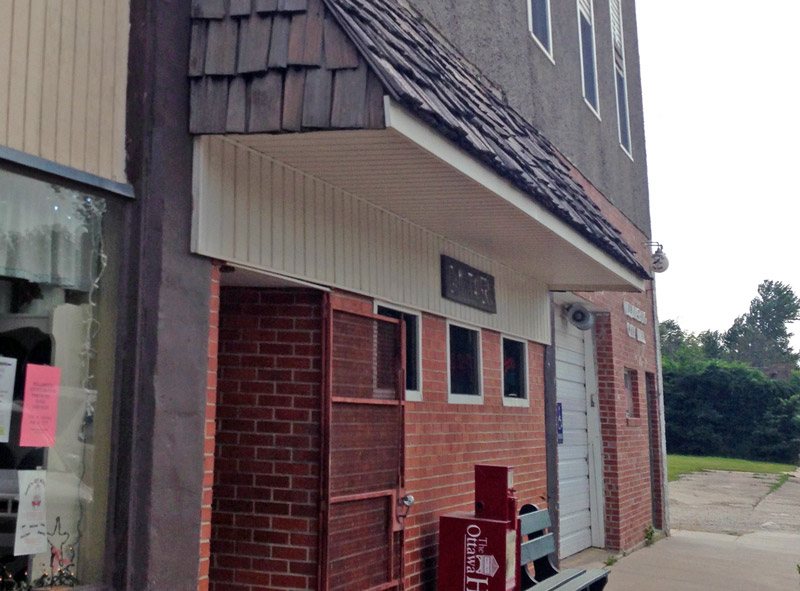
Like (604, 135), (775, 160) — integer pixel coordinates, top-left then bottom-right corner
(594, 313), (654, 550)
(593, 313), (622, 550)
(199, 264), (221, 591)
(210, 288), (322, 591)
(646, 372), (665, 529)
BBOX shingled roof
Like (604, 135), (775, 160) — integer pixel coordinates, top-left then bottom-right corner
(189, 0), (651, 279)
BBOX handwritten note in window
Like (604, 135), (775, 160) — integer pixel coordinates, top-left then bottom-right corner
(20, 364), (61, 448)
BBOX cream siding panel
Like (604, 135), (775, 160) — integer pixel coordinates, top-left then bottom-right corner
(0, 1), (13, 145)
(234, 145), (249, 261)
(7, 0), (31, 150)
(98, 0), (117, 177)
(112, 0), (128, 182)
(70, 0), (91, 172)
(40, 0), (62, 162)
(83, 0), (105, 176)
(247, 151), (262, 264)
(194, 136), (550, 343)
(24, 0), (46, 155)
(0, 0), (129, 183)
(55, 0), (77, 167)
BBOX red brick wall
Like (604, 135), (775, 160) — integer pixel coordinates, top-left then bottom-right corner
(573, 171), (664, 548)
(210, 288), (322, 591)
(564, 159), (667, 549)
(592, 312), (654, 550)
(403, 314), (547, 591)
(199, 264), (221, 591)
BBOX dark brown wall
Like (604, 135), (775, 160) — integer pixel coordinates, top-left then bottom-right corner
(114, 0), (213, 589)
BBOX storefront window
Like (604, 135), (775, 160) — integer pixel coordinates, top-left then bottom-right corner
(0, 168), (119, 588)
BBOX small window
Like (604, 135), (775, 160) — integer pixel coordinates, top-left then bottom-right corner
(377, 305), (422, 401)
(448, 323), (482, 404)
(624, 368), (639, 418)
(578, 0), (599, 115)
(503, 337), (529, 407)
(615, 67), (631, 154)
(529, 0), (553, 57)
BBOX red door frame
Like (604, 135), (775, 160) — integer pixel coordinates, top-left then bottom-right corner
(319, 293), (406, 591)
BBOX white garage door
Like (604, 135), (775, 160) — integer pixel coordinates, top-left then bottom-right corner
(555, 314), (604, 558)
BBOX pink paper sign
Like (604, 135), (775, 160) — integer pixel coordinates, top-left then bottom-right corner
(20, 364), (61, 448)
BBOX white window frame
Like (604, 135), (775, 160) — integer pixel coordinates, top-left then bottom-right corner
(577, 0), (601, 119)
(501, 335), (530, 408)
(610, 0), (633, 159)
(528, 0), (555, 63)
(374, 301), (423, 402)
(446, 320), (484, 405)
(614, 64), (633, 159)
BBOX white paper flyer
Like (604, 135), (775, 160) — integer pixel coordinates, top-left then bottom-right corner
(14, 470), (48, 556)
(0, 356), (17, 443)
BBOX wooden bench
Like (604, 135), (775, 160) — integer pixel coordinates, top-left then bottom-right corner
(519, 504), (609, 591)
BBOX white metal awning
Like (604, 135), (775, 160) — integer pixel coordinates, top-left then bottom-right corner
(220, 98), (645, 292)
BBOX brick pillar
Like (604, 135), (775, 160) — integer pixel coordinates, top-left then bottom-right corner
(646, 372), (665, 529)
(199, 264), (221, 591)
(593, 313), (622, 550)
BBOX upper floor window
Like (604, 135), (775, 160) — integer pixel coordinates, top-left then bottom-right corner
(577, 0), (600, 115)
(610, 0), (632, 156)
(529, 0), (553, 58)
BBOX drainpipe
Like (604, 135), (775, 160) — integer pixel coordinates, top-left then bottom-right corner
(650, 277), (670, 535)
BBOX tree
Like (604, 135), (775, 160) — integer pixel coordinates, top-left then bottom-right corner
(697, 330), (725, 360)
(660, 319), (687, 359)
(659, 321), (724, 365)
(724, 280), (800, 368)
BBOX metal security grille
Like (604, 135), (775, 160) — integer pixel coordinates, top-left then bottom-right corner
(322, 295), (406, 591)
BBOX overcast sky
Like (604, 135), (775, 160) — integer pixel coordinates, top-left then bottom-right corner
(635, 2), (800, 350)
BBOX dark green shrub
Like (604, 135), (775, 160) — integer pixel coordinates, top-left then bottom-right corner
(664, 359), (800, 464)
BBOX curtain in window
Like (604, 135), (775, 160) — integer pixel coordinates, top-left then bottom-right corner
(0, 169), (104, 292)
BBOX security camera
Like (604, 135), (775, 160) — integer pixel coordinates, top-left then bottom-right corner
(565, 304), (594, 331)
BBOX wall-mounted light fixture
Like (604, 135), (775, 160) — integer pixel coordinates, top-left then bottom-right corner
(396, 494), (416, 524)
(645, 242), (669, 273)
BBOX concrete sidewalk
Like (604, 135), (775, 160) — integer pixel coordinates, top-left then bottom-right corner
(561, 469), (800, 589)
(603, 529), (800, 590)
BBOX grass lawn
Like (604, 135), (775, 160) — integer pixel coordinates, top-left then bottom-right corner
(667, 455), (797, 482)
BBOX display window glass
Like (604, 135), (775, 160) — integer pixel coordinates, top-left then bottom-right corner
(0, 168), (120, 588)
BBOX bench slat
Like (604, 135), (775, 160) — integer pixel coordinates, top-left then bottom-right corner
(522, 568), (584, 591)
(520, 533), (556, 563)
(520, 510), (551, 534)
(549, 568), (608, 591)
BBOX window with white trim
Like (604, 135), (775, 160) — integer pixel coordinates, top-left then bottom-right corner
(502, 337), (529, 407)
(577, 0), (599, 114)
(610, 0), (632, 155)
(528, 0), (553, 57)
(376, 304), (422, 401)
(447, 323), (482, 403)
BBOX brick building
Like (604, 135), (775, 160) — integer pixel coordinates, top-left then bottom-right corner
(0, 0), (665, 590)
